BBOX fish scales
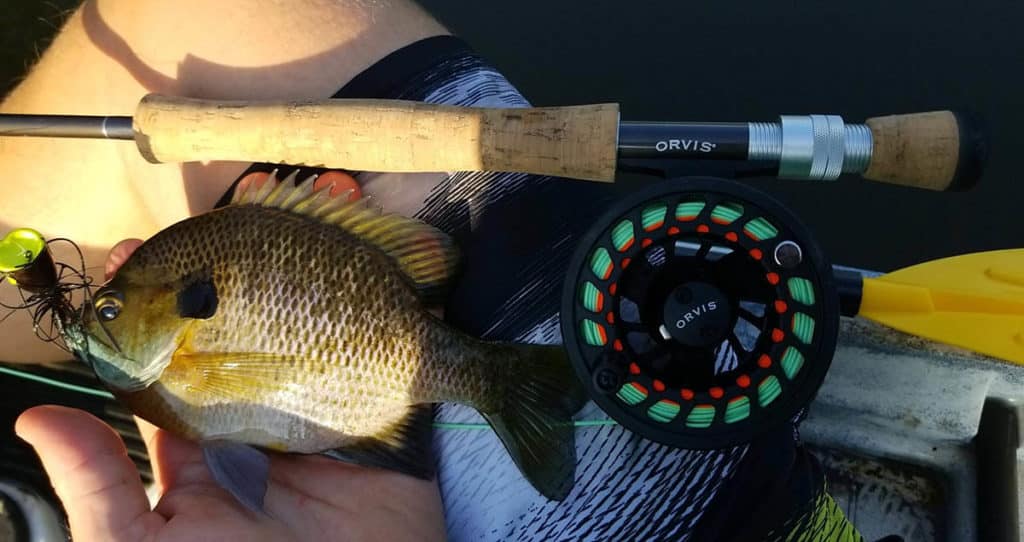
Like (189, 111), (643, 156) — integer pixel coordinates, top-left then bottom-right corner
(119, 205), (506, 451)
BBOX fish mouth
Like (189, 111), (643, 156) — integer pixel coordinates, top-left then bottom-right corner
(59, 317), (89, 363)
(80, 329), (178, 393)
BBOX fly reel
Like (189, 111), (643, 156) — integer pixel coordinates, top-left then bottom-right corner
(561, 178), (839, 449)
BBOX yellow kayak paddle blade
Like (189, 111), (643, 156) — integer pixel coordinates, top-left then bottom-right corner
(858, 249), (1024, 364)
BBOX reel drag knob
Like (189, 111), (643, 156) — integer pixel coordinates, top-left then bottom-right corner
(660, 282), (733, 347)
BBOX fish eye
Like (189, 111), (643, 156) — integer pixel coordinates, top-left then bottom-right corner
(94, 290), (124, 322)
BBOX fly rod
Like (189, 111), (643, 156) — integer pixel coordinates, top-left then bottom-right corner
(0, 94), (987, 191)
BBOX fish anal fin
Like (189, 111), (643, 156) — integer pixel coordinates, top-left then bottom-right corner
(321, 404), (435, 480)
(230, 170), (459, 299)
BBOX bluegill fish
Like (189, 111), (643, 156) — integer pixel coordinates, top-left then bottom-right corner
(63, 172), (585, 509)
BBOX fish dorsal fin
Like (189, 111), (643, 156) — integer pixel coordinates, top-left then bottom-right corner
(230, 170), (459, 297)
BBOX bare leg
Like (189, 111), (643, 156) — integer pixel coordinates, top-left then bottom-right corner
(0, 0), (448, 362)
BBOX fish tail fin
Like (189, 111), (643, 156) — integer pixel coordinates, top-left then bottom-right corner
(481, 344), (587, 501)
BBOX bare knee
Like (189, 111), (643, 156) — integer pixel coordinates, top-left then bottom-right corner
(7, 0), (449, 112)
(83, 0), (450, 99)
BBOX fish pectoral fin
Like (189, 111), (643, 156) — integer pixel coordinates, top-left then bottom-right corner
(201, 440), (271, 514)
(321, 404), (436, 480)
(230, 170), (460, 300)
(168, 350), (293, 399)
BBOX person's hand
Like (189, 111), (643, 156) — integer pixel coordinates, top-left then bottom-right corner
(16, 407), (446, 542)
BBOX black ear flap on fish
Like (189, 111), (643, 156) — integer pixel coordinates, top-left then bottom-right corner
(177, 278), (218, 319)
(320, 404), (436, 479)
(482, 344), (588, 501)
(231, 170), (460, 303)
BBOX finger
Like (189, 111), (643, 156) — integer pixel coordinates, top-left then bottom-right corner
(16, 405), (165, 541)
(266, 454), (445, 540)
(238, 171), (271, 193)
(105, 238), (144, 280)
(266, 453), (443, 514)
(313, 170), (361, 201)
(135, 416), (207, 494)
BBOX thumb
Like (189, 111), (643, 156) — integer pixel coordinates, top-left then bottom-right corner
(16, 405), (165, 541)
(105, 238), (143, 281)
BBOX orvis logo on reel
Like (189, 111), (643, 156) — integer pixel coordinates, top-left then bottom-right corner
(676, 301), (719, 329)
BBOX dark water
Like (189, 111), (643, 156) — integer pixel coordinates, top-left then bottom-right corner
(419, 0), (1023, 271)
(3, 1), (1021, 271)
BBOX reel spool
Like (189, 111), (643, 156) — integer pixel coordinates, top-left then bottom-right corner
(562, 178), (840, 449)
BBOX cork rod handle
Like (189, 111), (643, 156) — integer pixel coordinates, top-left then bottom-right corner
(863, 110), (987, 191)
(133, 94), (620, 182)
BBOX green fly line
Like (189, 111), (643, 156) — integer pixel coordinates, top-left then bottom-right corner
(0, 365), (115, 399)
(0, 365), (620, 430)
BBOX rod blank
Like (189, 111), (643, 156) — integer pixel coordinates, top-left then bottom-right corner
(0, 115), (134, 140)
